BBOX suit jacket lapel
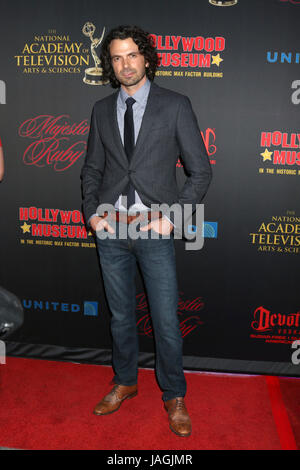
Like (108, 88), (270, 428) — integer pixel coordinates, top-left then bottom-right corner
(107, 92), (128, 165)
(131, 83), (160, 164)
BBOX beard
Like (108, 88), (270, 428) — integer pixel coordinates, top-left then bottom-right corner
(116, 68), (147, 88)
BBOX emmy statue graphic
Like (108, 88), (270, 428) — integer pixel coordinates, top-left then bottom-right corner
(82, 22), (109, 85)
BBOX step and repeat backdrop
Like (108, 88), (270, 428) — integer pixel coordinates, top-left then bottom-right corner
(0, 0), (299, 375)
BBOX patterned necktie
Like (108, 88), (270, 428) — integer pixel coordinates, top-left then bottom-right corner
(123, 97), (136, 209)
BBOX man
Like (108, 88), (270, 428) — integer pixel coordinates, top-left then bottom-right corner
(81, 25), (212, 437)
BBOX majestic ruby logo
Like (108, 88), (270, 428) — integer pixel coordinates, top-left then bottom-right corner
(19, 114), (90, 171)
(136, 292), (205, 338)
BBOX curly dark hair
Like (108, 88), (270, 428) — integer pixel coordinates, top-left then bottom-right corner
(100, 25), (159, 88)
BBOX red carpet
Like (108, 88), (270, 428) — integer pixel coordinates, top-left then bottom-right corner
(0, 357), (298, 450)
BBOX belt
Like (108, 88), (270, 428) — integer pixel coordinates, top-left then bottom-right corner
(102, 211), (162, 224)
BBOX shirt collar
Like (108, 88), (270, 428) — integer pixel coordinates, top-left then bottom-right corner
(119, 78), (151, 107)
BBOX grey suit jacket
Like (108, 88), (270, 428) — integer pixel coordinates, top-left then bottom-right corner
(80, 82), (212, 229)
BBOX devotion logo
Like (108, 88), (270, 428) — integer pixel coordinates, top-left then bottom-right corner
(250, 306), (300, 344)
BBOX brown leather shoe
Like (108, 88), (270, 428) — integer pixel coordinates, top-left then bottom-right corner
(164, 397), (192, 437)
(93, 384), (138, 416)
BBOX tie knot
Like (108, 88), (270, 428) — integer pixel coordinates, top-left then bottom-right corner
(126, 97), (136, 109)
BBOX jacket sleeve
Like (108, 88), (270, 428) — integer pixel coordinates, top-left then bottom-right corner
(171, 96), (212, 230)
(176, 95), (212, 205)
(80, 104), (106, 224)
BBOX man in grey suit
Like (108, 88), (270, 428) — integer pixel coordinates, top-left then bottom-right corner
(81, 25), (212, 437)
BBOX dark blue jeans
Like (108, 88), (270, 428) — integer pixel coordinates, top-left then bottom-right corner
(96, 222), (186, 402)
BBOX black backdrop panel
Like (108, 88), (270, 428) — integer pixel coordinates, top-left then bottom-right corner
(0, 0), (299, 375)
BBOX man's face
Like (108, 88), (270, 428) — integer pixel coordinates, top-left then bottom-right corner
(109, 37), (149, 89)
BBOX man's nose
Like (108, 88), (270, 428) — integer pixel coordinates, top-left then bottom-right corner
(122, 56), (130, 68)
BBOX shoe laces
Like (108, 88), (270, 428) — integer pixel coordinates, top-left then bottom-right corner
(175, 398), (186, 410)
(110, 384), (121, 398)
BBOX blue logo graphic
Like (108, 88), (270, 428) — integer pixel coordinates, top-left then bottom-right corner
(22, 299), (99, 316)
(83, 301), (99, 317)
(23, 300), (80, 312)
(187, 222), (218, 238)
(267, 51), (300, 64)
(203, 221), (218, 238)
